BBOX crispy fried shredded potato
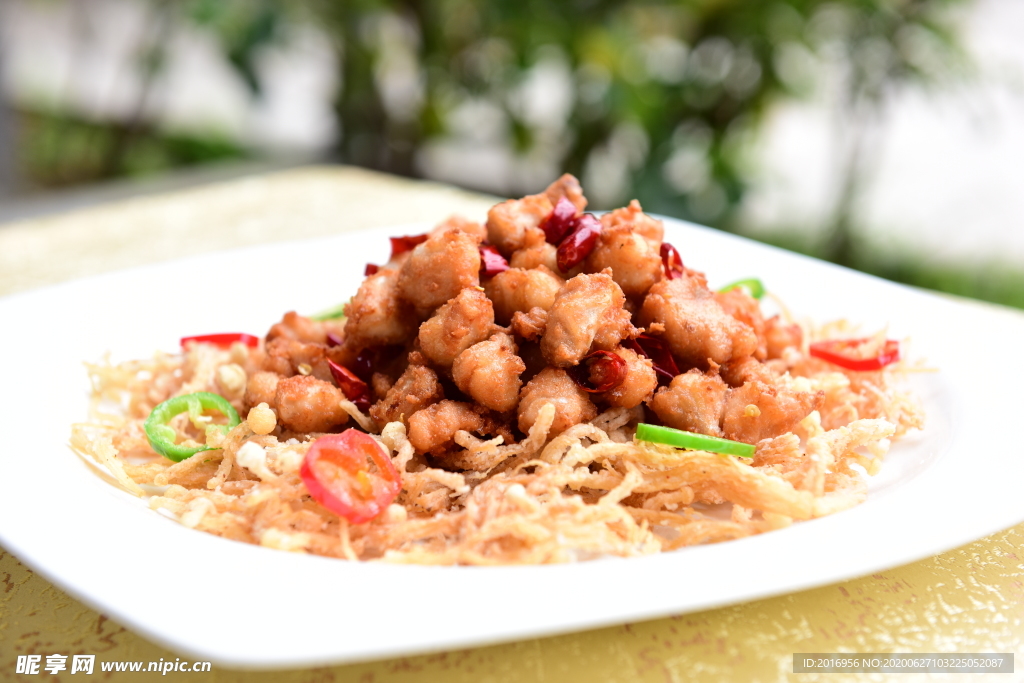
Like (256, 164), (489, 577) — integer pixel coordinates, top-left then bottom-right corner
(71, 331), (923, 564)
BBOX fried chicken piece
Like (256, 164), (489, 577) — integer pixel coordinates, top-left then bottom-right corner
(266, 311), (345, 345)
(243, 371), (280, 412)
(719, 356), (776, 388)
(369, 364), (445, 426)
(417, 288), (495, 368)
(408, 400), (497, 454)
(510, 307), (547, 341)
(518, 367), (597, 436)
(344, 267), (418, 350)
(486, 174), (587, 257)
(262, 338), (334, 382)
(721, 381), (824, 444)
(584, 221), (663, 299)
(274, 375), (348, 433)
(543, 173), (588, 211)
(429, 215), (487, 243)
(637, 270), (757, 369)
(600, 199), (663, 244)
(600, 346), (658, 409)
(486, 195), (552, 257)
(484, 266), (564, 326)
(764, 315), (804, 360)
(540, 271), (635, 367)
(452, 333), (525, 413)
(509, 227), (559, 272)
(715, 288), (767, 360)
(649, 369), (728, 437)
(397, 228), (481, 317)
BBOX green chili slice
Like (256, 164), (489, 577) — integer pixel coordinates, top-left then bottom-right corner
(718, 278), (765, 299)
(635, 423), (756, 458)
(309, 297), (353, 321)
(143, 392), (241, 462)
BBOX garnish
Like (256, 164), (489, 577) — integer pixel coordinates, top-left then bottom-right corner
(570, 350), (627, 393)
(300, 430), (402, 524)
(809, 338), (900, 371)
(718, 278), (765, 299)
(143, 392), (241, 462)
(180, 333), (259, 349)
(635, 423), (755, 458)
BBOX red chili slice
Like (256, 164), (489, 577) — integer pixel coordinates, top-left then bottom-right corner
(570, 350), (628, 393)
(809, 338), (900, 371)
(328, 359), (372, 411)
(389, 234), (429, 259)
(364, 263), (379, 276)
(624, 334), (680, 383)
(325, 332), (343, 348)
(180, 333), (259, 349)
(556, 214), (602, 272)
(541, 196), (579, 245)
(660, 242), (684, 280)
(300, 430), (401, 524)
(479, 244), (510, 276)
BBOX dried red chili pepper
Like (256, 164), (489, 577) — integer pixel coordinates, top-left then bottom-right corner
(624, 334), (680, 383)
(570, 350), (628, 393)
(325, 332), (343, 348)
(327, 359), (371, 411)
(389, 234), (429, 259)
(660, 242), (684, 280)
(556, 214), (602, 272)
(350, 345), (404, 382)
(364, 263), (379, 276)
(479, 244), (510, 276)
(541, 196), (579, 245)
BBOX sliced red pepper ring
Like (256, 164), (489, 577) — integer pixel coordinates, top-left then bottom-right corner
(389, 234), (429, 259)
(300, 430), (401, 524)
(180, 333), (259, 349)
(541, 196), (579, 245)
(364, 263), (380, 276)
(556, 213), (602, 272)
(809, 338), (900, 371)
(570, 350), (628, 393)
(623, 334), (680, 383)
(328, 359), (372, 412)
(479, 244), (510, 276)
(718, 278), (765, 299)
(660, 242), (684, 280)
(325, 332), (343, 348)
(635, 423), (755, 458)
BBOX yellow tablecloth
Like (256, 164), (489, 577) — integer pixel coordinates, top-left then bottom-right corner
(1, 166), (1021, 682)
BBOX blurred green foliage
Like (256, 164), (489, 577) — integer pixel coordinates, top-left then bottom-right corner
(306, 0), (969, 261)
(19, 0), (1020, 310)
(16, 108), (248, 189)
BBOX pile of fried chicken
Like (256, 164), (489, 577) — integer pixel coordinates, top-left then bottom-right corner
(241, 174), (821, 465)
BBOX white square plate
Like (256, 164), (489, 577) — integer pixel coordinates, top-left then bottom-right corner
(1, 219), (1022, 669)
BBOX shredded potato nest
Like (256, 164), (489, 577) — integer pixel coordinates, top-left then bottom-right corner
(71, 332), (924, 565)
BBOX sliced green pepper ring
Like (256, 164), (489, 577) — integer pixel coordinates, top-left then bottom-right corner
(635, 423), (756, 458)
(309, 297), (352, 321)
(143, 392), (241, 462)
(718, 278), (765, 299)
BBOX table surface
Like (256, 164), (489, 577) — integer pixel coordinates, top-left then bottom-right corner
(1, 166), (1021, 682)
